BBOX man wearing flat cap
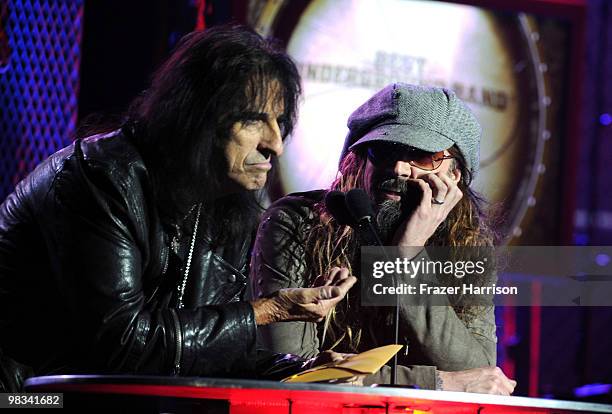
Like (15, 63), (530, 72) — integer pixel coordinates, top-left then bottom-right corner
(250, 83), (517, 394)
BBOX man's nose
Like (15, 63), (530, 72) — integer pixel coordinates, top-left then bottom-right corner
(392, 160), (413, 178)
(392, 160), (426, 179)
(260, 119), (283, 157)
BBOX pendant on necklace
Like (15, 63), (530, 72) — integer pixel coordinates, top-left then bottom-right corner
(171, 224), (182, 255)
(171, 236), (180, 255)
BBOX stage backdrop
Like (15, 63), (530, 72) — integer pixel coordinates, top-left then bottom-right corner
(0, 0), (83, 201)
(250, 0), (576, 246)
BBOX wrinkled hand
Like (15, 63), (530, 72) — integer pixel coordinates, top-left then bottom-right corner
(276, 267), (356, 322)
(438, 366), (517, 395)
(253, 267), (356, 325)
(393, 173), (463, 247)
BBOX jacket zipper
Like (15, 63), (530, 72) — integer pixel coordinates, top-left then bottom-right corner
(211, 252), (247, 280)
(162, 245), (169, 275)
(170, 308), (182, 375)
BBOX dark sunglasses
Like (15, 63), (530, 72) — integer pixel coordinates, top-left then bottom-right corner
(366, 142), (455, 171)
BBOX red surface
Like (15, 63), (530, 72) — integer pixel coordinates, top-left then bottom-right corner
(529, 282), (543, 397)
(27, 380), (606, 413)
(502, 299), (517, 380)
(196, 0), (206, 31)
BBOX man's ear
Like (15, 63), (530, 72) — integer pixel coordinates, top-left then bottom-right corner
(452, 168), (461, 183)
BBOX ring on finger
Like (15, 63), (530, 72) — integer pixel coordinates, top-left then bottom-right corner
(431, 198), (445, 205)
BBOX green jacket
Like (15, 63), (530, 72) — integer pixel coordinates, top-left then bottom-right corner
(249, 190), (497, 389)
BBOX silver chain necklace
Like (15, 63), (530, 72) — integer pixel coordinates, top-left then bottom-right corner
(176, 203), (202, 309)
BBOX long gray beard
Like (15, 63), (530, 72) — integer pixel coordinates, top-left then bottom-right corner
(375, 186), (423, 244)
(376, 199), (404, 244)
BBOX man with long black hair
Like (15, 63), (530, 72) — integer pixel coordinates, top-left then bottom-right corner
(0, 25), (355, 391)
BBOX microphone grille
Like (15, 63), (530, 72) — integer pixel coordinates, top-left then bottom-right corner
(345, 189), (375, 222)
(324, 191), (354, 226)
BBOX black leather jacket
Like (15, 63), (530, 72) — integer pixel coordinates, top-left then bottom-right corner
(0, 131), (303, 391)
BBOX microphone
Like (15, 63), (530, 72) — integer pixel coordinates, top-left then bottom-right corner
(324, 191), (356, 226)
(344, 189), (374, 222)
(344, 188), (400, 387)
(345, 189), (383, 246)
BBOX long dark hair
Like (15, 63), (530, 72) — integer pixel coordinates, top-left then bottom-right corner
(125, 25), (301, 244)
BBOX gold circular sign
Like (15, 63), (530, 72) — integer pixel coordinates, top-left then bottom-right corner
(255, 0), (550, 242)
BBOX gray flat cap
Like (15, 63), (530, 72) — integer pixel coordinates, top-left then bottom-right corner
(340, 83), (482, 177)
